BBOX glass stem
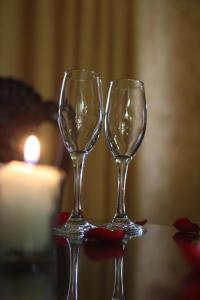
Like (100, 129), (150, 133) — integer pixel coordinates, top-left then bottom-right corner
(115, 157), (130, 219)
(70, 152), (86, 219)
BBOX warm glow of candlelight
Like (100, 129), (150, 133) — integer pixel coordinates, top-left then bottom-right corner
(24, 135), (40, 164)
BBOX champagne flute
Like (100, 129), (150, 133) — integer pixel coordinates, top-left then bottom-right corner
(105, 79), (147, 236)
(56, 69), (103, 238)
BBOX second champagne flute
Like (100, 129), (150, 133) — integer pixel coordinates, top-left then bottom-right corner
(105, 78), (147, 236)
(57, 69), (103, 238)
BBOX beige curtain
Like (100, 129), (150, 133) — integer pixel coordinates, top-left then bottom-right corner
(0, 0), (200, 224)
(134, 0), (200, 224)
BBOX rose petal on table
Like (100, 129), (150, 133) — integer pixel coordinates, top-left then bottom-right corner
(54, 236), (67, 247)
(56, 211), (70, 226)
(84, 242), (125, 260)
(135, 219), (148, 226)
(84, 227), (125, 243)
(173, 218), (200, 233)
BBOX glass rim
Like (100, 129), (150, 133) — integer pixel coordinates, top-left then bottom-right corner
(110, 78), (144, 87)
(64, 68), (101, 79)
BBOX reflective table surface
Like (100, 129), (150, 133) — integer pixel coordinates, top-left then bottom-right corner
(0, 224), (198, 300)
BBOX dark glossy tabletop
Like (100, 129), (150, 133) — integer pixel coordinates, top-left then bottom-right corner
(0, 224), (198, 300)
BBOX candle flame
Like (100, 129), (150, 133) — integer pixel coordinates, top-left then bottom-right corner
(24, 135), (40, 164)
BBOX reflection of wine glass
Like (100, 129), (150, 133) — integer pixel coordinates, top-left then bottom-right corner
(105, 79), (147, 236)
(56, 69), (103, 238)
(112, 251), (125, 300)
(66, 239), (81, 300)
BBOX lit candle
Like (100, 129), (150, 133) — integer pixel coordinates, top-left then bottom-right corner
(0, 136), (65, 257)
(24, 135), (40, 164)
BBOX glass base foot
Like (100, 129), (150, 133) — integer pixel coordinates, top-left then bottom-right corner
(53, 218), (94, 240)
(103, 216), (145, 237)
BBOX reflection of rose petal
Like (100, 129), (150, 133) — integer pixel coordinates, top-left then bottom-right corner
(135, 219), (148, 226)
(173, 232), (199, 245)
(177, 270), (200, 300)
(84, 227), (125, 243)
(84, 242), (124, 261)
(173, 218), (200, 233)
(180, 243), (200, 268)
(174, 233), (200, 268)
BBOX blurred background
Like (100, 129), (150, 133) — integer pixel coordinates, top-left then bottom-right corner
(0, 0), (200, 225)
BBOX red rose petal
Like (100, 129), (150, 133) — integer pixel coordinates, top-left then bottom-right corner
(135, 219), (148, 226)
(56, 211), (70, 226)
(173, 218), (200, 233)
(84, 227), (125, 243)
(54, 236), (67, 247)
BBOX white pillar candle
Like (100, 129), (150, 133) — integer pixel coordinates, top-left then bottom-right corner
(0, 136), (65, 256)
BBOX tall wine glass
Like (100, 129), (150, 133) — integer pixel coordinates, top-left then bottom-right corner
(56, 69), (103, 238)
(105, 79), (147, 236)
